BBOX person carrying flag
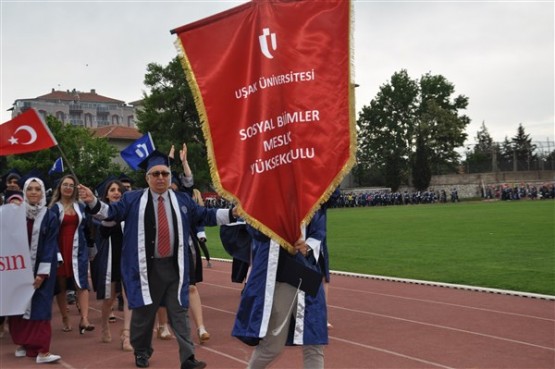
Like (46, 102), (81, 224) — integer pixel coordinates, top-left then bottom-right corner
(232, 209), (328, 369)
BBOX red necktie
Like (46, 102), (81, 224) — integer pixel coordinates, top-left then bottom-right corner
(157, 196), (171, 257)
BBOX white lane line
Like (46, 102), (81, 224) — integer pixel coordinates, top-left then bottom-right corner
(198, 345), (249, 365)
(58, 360), (76, 369)
(204, 304), (237, 315)
(330, 270), (555, 301)
(329, 336), (456, 369)
(330, 305), (555, 351)
(331, 286), (555, 321)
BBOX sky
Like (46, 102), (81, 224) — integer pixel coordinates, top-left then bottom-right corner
(1, 0), (553, 149)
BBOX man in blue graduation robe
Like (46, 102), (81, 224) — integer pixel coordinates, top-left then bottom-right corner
(79, 150), (236, 369)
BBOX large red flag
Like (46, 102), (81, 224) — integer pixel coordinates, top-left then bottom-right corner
(0, 109), (57, 156)
(172, 0), (355, 252)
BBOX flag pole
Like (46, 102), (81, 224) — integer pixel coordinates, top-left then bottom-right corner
(55, 145), (78, 179)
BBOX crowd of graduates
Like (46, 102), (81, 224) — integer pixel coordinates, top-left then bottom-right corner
(482, 183), (555, 201)
(330, 189), (460, 207)
(0, 156), (213, 367)
(202, 182), (555, 211)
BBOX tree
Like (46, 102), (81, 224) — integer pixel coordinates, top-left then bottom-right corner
(418, 73), (469, 174)
(411, 130), (432, 191)
(6, 116), (120, 187)
(498, 137), (514, 171)
(356, 70), (418, 191)
(511, 123), (536, 171)
(137, 57), (212, 190)
(357, 70), (469, 190)
(464, 122), (497, 173)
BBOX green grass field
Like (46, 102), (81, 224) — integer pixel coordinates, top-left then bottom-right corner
(204, 200), (555, 295)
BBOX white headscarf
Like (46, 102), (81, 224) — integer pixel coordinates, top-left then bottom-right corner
(23, 177), (47, 220)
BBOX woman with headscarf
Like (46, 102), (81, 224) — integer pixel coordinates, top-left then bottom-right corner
(9, 177), (61, 363)
(49, 174), (94, 334)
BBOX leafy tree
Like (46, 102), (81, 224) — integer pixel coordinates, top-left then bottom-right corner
(137, 57), (212, 190)
(357, 70), (469, 190)
(6, 116), (120, 188)
(418, 73), (469, 173)
(411, 130), (432, 190)
(357, 70), (418, 190)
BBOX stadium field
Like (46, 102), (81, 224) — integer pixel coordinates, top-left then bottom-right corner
(204, 199), (554, 295)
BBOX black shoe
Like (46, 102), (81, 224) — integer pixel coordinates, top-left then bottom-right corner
(181, 357), (206, 369)
(135, 354), (150, 368)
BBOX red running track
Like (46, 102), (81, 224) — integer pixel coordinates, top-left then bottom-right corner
(1, 259), (553, 369)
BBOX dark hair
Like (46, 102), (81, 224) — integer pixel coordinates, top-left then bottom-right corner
(101, 180), (125, 203)
(6, 173), (21, 183)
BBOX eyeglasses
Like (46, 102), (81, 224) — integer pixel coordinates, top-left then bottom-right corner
(62, 184), (75, 189)
(148, 171), (171, 178)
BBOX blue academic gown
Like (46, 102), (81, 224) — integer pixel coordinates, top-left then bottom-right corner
(25, 208), (59, 320)
(89, 188), (231, 310)
(91, 219), (123, 300)
(51, 202), (90, 289)
(232, 210), (328, 346)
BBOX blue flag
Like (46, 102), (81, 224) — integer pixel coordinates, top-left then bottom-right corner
(120, 132), (155, 170)
(48, 157), (64, 176)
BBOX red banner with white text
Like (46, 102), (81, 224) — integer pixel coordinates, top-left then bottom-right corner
(0, 109), (57, 156)
(172, 0), (355, 251)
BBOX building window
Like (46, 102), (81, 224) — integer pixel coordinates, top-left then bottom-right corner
(56, 111), (65, 123)
(84, 113), (93, 127)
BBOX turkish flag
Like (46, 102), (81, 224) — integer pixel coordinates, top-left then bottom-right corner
(172, 0), (355, 251)
(0, 109), (57, 156)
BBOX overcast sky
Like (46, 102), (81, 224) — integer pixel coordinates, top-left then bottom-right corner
(1, 1), (553, 147)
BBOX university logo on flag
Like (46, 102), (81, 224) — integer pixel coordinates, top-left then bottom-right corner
(0, 109), (57, 156)
(48, 157), (64, 175)
(172, 0), (355, 251)
(120, 132), (155, 170)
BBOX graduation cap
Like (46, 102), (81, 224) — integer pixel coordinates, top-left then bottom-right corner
(18, 169), (48, 191)
(276, 248), (322, 297)
(95, 175), (118, 198)
(118, 173), (134, 185)
(138, 150), (171, 172)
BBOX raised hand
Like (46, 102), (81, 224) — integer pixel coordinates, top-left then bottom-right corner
(78, 184), (95, 204)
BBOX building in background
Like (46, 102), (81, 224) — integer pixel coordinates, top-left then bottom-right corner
(91, 126), (143, 168)
(10, 88), (136, 128)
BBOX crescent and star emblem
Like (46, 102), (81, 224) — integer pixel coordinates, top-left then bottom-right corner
(8, 125), (38, 145)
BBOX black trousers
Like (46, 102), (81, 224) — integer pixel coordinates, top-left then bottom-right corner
(130, 258), (194, 364)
